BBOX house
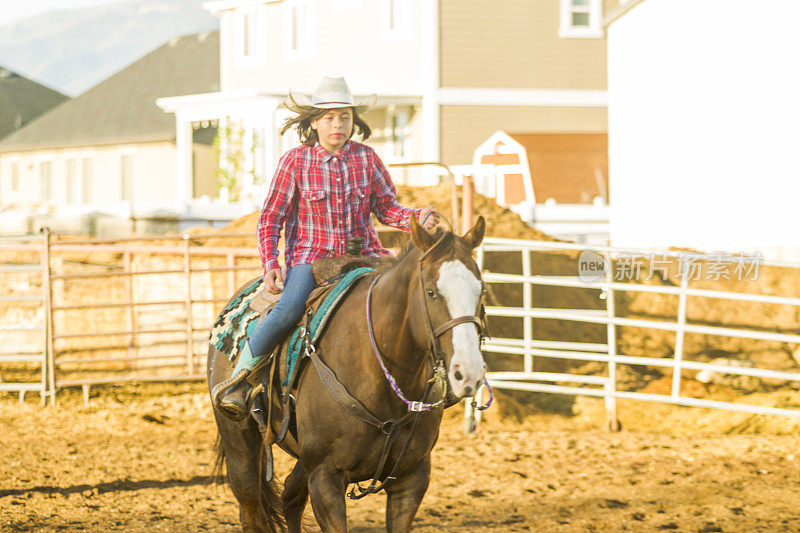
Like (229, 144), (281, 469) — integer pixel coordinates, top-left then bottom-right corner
(0, 32), (221, 235)
(606, 0), (800, 261)
(471, 130), (610, 243)
(158, 0), (622, 197)
(0, 67), (69, 208)
(0, 67), (68, 141)
(472, 130), (608, 208)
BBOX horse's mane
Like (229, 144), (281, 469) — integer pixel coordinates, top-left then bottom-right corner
(373, 229), (462, 277)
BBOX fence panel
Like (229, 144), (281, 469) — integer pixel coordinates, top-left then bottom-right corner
(469, 237), (800, 430)
(0, 233), (50, 403)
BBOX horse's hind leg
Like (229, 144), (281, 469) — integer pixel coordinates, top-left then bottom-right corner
(385, 455), (431, 533)
(216, 414), (280, 533)
(307, 466), (348, 533)
(282, 460), (309, 533)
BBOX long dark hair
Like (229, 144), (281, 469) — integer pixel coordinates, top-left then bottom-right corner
(280, 106), (372, 147)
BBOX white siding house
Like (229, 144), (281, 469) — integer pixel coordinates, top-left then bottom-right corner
(607, 0), (800, 261)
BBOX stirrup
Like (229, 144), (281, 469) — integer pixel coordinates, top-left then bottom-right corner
(219, 380), (250, 420)
(211, 369), (249, 419)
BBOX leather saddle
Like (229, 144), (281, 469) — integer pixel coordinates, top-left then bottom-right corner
(249, 241), (379, 316)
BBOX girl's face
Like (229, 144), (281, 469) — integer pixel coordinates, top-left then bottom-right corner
(311, 108), (353, 154)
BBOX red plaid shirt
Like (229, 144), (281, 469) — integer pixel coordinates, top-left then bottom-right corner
(257, 140), (418, 273)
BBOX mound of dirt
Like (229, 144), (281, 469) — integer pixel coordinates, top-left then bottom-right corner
(201, 183), (557, 249)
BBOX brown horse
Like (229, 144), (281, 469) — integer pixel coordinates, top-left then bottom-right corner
(208, 215), (487, 532)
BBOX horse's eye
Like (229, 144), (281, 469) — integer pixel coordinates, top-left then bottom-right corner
(426, 289), (436, 298)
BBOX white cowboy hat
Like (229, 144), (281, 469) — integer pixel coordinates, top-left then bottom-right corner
(283, 76), (377, 114)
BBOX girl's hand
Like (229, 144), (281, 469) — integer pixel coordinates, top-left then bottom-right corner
(264, 268), (284, 294)
(418, 206), (439, 230)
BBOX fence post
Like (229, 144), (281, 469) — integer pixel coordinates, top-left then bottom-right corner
(124, 251), (137, 364)
(227, 253), (236, 296)
(522, 249), (533, 374)
(603, 250), (620, 431)
(672, 259), (690, 399)
(464, 241), (486, 434)
(461, 174), (474, 235)
(41, 228), (56, 406)
(183, 235), (194, 375)
(451, 173), (459, 232)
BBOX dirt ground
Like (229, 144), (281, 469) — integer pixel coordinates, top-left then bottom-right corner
(2, 383), (800, 532)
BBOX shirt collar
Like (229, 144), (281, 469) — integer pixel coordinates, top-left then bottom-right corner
(314, 140), (351, 162)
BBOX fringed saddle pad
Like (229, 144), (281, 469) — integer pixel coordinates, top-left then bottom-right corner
(210, 277), (264, 364)
(281, 267), (374, 385)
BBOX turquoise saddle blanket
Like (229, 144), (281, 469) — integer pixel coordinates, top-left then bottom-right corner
(209, 267), (374, 384)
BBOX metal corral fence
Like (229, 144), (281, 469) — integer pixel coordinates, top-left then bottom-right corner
(467, 237), (800, 431)
(0, 233), (51, 403)
(0, 230), (264, 404)
(0, 228), (405, 404)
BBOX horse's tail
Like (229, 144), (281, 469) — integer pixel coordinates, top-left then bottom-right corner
(213, 433), (285, 532)
(211, 434), (226, 484)
(259, 446), (285, 532)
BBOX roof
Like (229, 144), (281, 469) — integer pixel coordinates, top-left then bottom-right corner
(0, 31), (219, 153)
(509, 133), (608, 204)
(603, 0), (646, 27)
(0, 67), (68, 141)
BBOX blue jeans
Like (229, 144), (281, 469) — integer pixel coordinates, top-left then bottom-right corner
(233, 264), (316, 374)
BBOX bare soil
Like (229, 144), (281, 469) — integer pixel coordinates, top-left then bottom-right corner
(2, 383), (800, 532)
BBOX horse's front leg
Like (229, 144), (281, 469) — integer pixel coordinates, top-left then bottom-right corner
(307, 465), (348, 532)
(385, 455), (431, 533)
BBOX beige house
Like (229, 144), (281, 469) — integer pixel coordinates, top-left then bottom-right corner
(0, 32), (221, 234)
(159, 0), (618, 194)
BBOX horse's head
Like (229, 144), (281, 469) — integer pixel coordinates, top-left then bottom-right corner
(409, 214), (486, 401)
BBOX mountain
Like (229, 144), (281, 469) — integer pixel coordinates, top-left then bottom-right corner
(0, 0), (218, 97)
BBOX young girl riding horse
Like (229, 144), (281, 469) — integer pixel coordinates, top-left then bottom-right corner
(214, 76), (438, 419)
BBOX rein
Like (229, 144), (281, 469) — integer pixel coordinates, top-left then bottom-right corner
(365, 239), (493, 414)
(349, 237), (494, 499)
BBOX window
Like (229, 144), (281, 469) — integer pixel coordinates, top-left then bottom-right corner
(82, 158), (93, 204)
(120, 154), (133, 202)
(283, 0), (316, 61)
(380, 0), (411, 42)
(559, 0), (603, 39)
(65, 158), (78, 204)
(10, 161), (19, 192)
(331, 0), (362, 12)
(235, 6), (266, 66)
(387, 107), (410, 161)
(39, 161), (52, 201)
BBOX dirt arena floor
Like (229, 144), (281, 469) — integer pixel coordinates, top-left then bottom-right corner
(2, 382), (800, 532)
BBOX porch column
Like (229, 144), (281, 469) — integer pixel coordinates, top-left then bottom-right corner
(262, 99), (281, 187)
(422, 0), (441, 181)
(175, 113), (193, 203)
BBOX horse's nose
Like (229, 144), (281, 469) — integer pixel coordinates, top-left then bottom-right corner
(450, 363), (484, 398)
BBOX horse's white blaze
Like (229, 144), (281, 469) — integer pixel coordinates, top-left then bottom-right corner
(436, 260), (485, 396)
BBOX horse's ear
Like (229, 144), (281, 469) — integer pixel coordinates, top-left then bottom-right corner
(462, 216), (485, 249)
(410, 212), (436, 251)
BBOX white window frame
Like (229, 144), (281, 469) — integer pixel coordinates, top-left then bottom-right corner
(380, 0), (412, 43)
(331, 0), (362, 13)
(559, 0), (603, 39)
(384, 105), (411, 164)
(282, 0), (317, 62)
(119, 151), (134, 203)
(39, 160), (53, 202)
(65, 157), (79, 204)
(234, 5), (267, 67)
(10, 160), (20, 192)
(81, 156), (94, 204)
